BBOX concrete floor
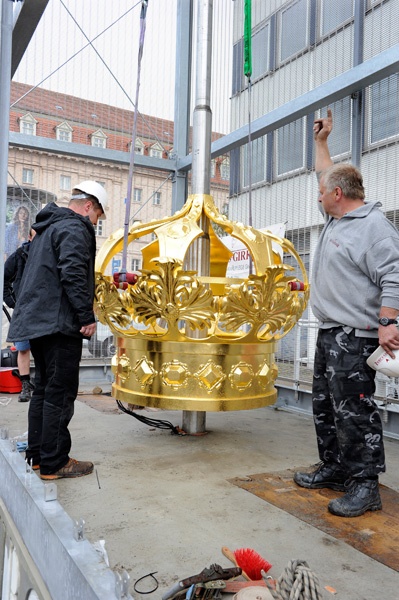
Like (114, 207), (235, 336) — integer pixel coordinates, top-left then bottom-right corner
(1, 390), (399, 600)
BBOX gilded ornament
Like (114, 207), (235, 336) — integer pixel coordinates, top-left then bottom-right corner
(229, 362), (254, 391)
(132, 356), (157, 389)
(194, 360), (226, 392)
(117, 353), (131, 384)
(160, 359), (190, 389)
(94, 193), (309, 411)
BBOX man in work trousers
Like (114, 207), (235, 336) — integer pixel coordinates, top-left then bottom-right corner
(294, 109), (399, 517)
(8, 181), (107, 480)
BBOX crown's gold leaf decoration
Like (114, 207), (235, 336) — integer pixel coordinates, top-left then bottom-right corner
(95, 273), (132, 328)
(94, 194), (309, 411)
(129, 258), (215, 333)
(219, 266), (300, 338)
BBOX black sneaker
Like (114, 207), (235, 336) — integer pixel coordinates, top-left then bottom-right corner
(18, 380), (34, 403)
(293, 461), (347, 491)
(328, 478), (382, 517)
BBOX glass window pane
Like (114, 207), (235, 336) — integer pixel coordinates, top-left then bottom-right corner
(60, 175), (71, 190)
(321, 0), (354, 36)
(277, 119), (304, 175)
(232, 40), (243, 95)
(370, 74), (399, 144)
(280, 0), (308, 62)
(322, 98), (351, 157)
(22, 168), (34, 184)
(242, 137), (266, 186)
(252, 24), (269, 80)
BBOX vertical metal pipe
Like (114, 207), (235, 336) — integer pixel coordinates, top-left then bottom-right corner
(0, 0), (14, 342)
(191, 0), (213, 195)
(182, 0), (213, 434)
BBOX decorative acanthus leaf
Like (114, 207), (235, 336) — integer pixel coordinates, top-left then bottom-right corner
(219, 266), (302, 336)
(128, 259), (215, 330)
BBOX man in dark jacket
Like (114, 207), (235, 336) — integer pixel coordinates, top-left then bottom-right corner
(8, 181), (108, 480)
(3, 231), (35, 402)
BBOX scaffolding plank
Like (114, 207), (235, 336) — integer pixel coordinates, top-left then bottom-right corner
(230, 469), (399, 572)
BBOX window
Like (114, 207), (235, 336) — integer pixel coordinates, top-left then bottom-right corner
(19, 113), (37, 136)
(22, 168), (34, 184)
(134, 188), (142, 202)
(242, 137), (266, 187)
(131, 258), (141, 271)
(232, 40), (244, 95)
(150, 144), (163, 158)
(252, 24), (269, 80)
(60, 175), (71, 191)
(280, 0), (308, 62)
(56, 121), (73, 142)
(277, 118), (305, 175)
(321, 98), (351, 158)
(370, 74), (399, 144)
(134, 138), (144, 154)
(153, 191), (161, 205)
(220, 158), (230, 180)
(210, 160), (216, 178)
(91, 129), (107, 148)
(94, 221), (104, 236)
(320, 0), (354, 36)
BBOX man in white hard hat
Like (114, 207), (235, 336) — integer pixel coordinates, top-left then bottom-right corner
(8, 181), (108, 480)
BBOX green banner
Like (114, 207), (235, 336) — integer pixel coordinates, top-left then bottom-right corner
(244, 0), (252, 78)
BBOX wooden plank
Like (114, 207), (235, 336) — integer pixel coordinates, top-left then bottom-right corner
(229, 469), (399, 572)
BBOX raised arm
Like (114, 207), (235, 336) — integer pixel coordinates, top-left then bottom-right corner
(314, 107), (333, 173)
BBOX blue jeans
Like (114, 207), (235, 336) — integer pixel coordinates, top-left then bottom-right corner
(26, 333), (82, 474)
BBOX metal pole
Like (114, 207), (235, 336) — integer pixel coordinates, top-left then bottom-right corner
(0, 0), (14, 345)
(182, 0), (213, 435)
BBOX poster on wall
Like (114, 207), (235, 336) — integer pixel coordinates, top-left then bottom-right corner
(4, 187), (42, 261)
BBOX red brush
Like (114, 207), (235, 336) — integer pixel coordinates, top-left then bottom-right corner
(221, 546), (272, 581)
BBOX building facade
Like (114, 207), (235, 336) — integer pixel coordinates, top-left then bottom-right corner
(7, 81), (230, 272)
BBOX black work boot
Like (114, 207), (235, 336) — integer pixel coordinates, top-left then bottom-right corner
(18, 379), (34, 403)
(293, 461), (347, 491)
(328, 478), (382, 517)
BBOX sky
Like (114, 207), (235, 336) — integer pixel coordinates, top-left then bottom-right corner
(13, 0), (234, 133)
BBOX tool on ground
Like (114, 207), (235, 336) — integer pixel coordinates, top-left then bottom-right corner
(162, 564), (242, 600)
(221, 546), (272, 581)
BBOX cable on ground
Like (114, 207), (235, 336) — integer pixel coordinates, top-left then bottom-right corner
(116, 400), (182, 435)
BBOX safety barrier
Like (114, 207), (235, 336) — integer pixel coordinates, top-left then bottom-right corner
(0, 436), (132, 600)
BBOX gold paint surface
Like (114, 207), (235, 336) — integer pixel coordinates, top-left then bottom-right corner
(95, 194), (308, 411)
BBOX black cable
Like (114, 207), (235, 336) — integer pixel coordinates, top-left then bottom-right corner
(133, 571), (159, 594)
(116, 400), (183, 435)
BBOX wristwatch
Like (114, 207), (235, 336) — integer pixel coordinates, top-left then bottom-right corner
(378, 317), (399, 326)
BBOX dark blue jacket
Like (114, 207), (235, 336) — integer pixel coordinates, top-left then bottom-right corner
(3, 241), (30, 308)
(8, 203), (96, 341)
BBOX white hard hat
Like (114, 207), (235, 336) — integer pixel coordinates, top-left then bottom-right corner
(74, 180), (108, 218)
(367, 345), (399, 377)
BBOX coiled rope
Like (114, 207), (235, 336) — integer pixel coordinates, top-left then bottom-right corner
(265, 559), (323, 600)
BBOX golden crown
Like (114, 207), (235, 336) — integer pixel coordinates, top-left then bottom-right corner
(94, 193), (309, 411)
